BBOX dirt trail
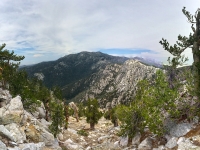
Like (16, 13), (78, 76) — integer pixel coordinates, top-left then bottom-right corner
(61, 116), (120, 149)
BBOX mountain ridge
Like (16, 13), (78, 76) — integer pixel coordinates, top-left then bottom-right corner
(22, 51), (159, 106)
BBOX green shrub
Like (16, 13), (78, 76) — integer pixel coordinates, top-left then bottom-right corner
(77, 129), (89, 136)
(116, 70), (180, 144)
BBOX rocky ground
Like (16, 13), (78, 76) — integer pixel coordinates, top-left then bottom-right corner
(59, 116), (120, 150)
(1, 88), (200, 150)
(58, 116), (200, 150)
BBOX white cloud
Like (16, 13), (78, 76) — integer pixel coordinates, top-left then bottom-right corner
(0, 0), (199, 65)
(33, 54), (44, 57)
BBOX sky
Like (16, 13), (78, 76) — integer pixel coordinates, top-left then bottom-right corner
(0, 0), (199, 65)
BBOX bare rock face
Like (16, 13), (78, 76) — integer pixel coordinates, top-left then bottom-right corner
(169, 123), (193, 137)
(177, 137), (198, 150)
(64, 138), (84, 149)
(5, 123), (26, 144)
(132, 132), (141, 145)
(0, 140), (6, 150)
(0, 93), (59, 149)
(0, 96), (23, 125)
(0, 88), (12, 107)
(165, 137), (178, 149)
(119, 136), (128, 147)
(73, 59), (158, 107)
(16, 142), (45, 150)
(0, 125), (15, 142)
(23, 111), (54, 146)
(138, 137), (153, 150)
(32, 102), (46, 119)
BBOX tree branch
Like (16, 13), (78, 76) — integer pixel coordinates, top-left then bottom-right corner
(182, 7), (196, 24)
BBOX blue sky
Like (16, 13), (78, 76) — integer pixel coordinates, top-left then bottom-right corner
(0, 0), (199, 65)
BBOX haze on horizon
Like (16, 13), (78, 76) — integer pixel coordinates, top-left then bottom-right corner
(0, 0), (199, 65)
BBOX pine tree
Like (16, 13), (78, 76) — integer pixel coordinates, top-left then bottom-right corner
(49, 100), (65, 137)
(85, 98), (102, 130)
(0, 43), (24, 89)
(160, 7), (200, 99)
(104, 107), (118, 127)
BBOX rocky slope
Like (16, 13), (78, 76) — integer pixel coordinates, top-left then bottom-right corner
(0, 88), (61, 150)
(22, 52), (159, 106)
(1, 88), (200, 150)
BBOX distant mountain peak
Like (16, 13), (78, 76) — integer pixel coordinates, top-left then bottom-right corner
(22, 51), (159, 105)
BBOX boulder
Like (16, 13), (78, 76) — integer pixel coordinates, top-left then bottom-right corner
(0, 88), (12, 107)
(5, 123), (26, 144)
(45, 139), (62, 150)
(64, 138), (83, 149)
(86, 146), (92, 150)
(98, 135), (109, 143)
(138, 137), (153, 150)
(152, 145), (167, 150)
(32, 102), (46, 119)
(113, 141), (120, 149)
(0, 96), (23, 125)
(177, 137), (199, 150)
(67, 128), (77, 135)
(18, 142), (45, 150)
(37, 104), (46, 119)
(169, 123), (192, 137)
(165, 137), (178, 149)
(132, 132), (141, 145)
(57, 133), (64, 141)
(0, 125), (15, 141)
(119, 136), (128, 147)
(25, 124), (54, 146)
(0, 140), (7, 150)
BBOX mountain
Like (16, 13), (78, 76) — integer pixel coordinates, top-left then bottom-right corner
(133, 57), (163, 68)
(22, 51), (158, 106)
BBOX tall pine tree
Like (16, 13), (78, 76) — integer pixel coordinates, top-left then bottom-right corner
(160, 7), (200, 99)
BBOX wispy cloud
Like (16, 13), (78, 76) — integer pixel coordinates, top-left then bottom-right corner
(0, 0), (199, 65)
(33, 54), (44, 58)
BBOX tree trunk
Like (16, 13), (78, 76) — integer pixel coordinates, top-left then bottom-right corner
(44, 102), (50, 121)
(65, 105), (69, 129)
(90, 123), (95, 130)
(192, 11), (200, 100)
(113, 119), (118, 127)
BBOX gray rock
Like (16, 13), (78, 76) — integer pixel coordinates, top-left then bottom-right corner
(153, 145), (167, 150)
(98, 135), (110, 143)
(138, 137), (153, 150)
(46, 139), (62, 150)
(22, 110), (54, 146)
(68, 128), (77, 135)
(113, 141), (120, 149)
(86, 146), (92, 150)
(0, 96), (23, 125)
(25, 123), (54, 146)
(37, 106), (46, 119)
(132, 132), (141, 145)
(170, 123), (192, 137)
(0, 140), (7, 150)
(119, 136), (128, 147)
(17, 142), (45, 150)
(0, 125), (15, 141)
(177, 137), (199, 150)
(57, 133), (64, 141)
(0, 88), (12, 106)
(7, 147), (20, 150)
(165, 137), (178, 149)
(5, 123), (26, 144)
(31, 111), (39, 119)
(64, 138), (83, 149)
